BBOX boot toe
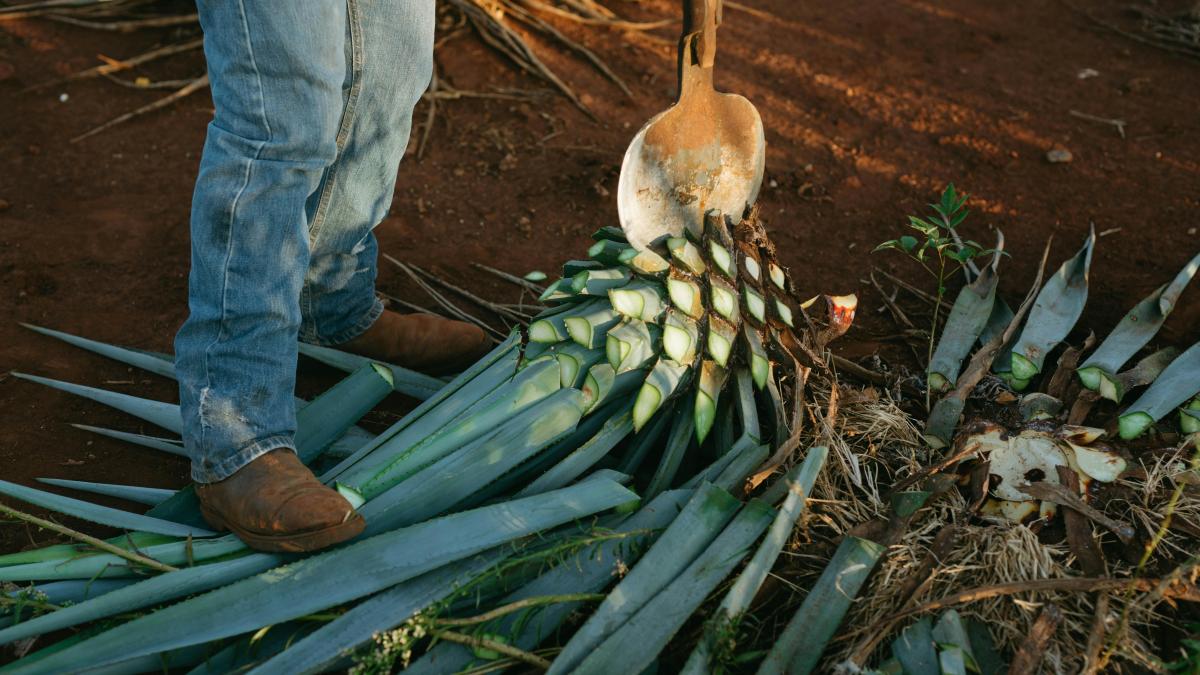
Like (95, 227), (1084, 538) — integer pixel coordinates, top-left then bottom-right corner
(273, 486), (360, 534)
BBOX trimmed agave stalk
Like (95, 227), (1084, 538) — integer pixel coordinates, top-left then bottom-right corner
(633, 358), (690, 430)
(569, 500), (777, 675)
(667, 268), (705, 319)
(682, 447), (829, 674)
(1077, 251), (1200, 396)
(1005, 227), (1095, 387)
(1181, 395), (1200, 434)
(564, 304), (622, 349)
(605, 319), (660, 373)
(927, 239), (1002, 393)
(609, 280), (666, 322)
(619, 244), (671, 276)
(1118, 340), (1200, 439)
(668, 236), (708, 276)
(710, 275), (741, 325)
(694, 360), (729, 443)
(662, 310), (701, 364)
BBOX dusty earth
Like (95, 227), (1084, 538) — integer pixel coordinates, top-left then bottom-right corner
(1, 0), (1198, 615)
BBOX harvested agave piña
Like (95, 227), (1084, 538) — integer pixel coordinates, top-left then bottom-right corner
(2, 205), (852, 673)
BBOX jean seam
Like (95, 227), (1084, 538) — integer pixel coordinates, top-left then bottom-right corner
(192, 434), (295, 483)
(301, 0), (365, 344)
(197, 0), (270, 459)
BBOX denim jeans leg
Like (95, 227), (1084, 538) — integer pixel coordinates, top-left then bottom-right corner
(176, 0), (349, 483)
(298, 0), (436, 347)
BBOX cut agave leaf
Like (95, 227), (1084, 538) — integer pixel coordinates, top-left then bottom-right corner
(606, 320), (659, 373)
(538, 278), (579, 303)
(588, 238), (632, 266)
(668, 237), (707, 275)
(516, 404), (634, 496)
(927, 246), (1001, 393)
(769, 262), (787, 290)
(34, 478), (174, 507)
(0, 536), (244, 583)
(694, 360), (729, 443)
(12, 373), (181, 434)
(1095, 346), (1179, 403)
(529, 300), (602, 343)
(772, 297), (795, 327)
(407, 491), (694, 675)
(891, 617), (938, 675)
(744, 287), (767, 324)
(666, 271), (705, 319)
(634, 359), (689, 430)
(12, 479), (637, 675)
(645, 397), (697, 500)
(744, 327), (772, 389)
(1078, 251), (1200, 393)
(547, 483), (741, 675)
(756, 536), (887, 675)
(0, 479), (214, 539)
(570, 500), (776, 675)
(1007, 228), (1095, 382)
(610, 280), (666, 322)
(1181, 397), (1200, 434)
(619, 246), (671, 276)
(296, 342), (443, 400)
(706, 318), (737, 367)
(1119, 340), (1200, 439)
(70, 424), (185, 457)
(293, 362), (394, 464)
(572, 267), (631, 295)
(591, 225), (628, 243)
(563, 259), (603, 277)
(662, 311), (701, 365)
(550, 342), (605, 389)
(710, 277), (741, 323)
(565, 305), (622, 349)
(20, 324), (176, 380)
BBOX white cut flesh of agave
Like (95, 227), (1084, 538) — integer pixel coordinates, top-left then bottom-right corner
(1066, 442), (1127, 483)
(979, 428), (1069, 501)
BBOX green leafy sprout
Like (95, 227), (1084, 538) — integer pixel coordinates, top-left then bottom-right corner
(874, 184), (1001, 408)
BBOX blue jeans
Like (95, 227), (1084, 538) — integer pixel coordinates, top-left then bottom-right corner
(175, 0), (435, 483)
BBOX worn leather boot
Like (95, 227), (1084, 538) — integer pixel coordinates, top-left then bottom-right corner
(342, 309), (491, 375)
(196, 448), (364, 553)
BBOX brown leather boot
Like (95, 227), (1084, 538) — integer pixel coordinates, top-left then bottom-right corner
(196, 448), (364, 553)
(341, 309), (491, 375)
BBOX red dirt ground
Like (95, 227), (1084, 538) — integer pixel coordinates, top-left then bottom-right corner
(1, 0), (1198, 587)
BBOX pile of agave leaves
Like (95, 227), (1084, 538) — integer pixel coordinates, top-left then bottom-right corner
(1, 198), (1199, 674)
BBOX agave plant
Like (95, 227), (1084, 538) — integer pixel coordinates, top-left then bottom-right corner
(919, 232), (1199, 526)
(0, 204), (860, 673)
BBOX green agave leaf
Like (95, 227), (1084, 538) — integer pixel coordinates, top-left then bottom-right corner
(0, 553), (284, 646)
(6, 479), (636, 675)
(0, 479), (213, 539)
(592, 225), (628, 243)
(358, 389), (586, 531)
(572, 267), (632, 295)
(683, 451), (828, 673)
(547, 342), (604, 389)
(530, 300), (604, 343)
(617, 400), (675, 475)
(293, 363), (393, 464)
(606, 320), (659, 373)
(695, 359), (729, 444)
(927, 249), (1001, 392)
(12, 373), (180, 434)
(0, 536), (244, 583)
(538, 277), (580, 303)
(547, 483), (741, 675)
(712, 443), (769, 492)
(710, 277), (741, 323)
(620, 246), (671, 277)
(733, 368), (761, 442)
(1094, 346), (1179, 403)
(34, 478), (173, 507)
(756, 536), (887, 674)
(563, 259), (604, 278)
(891, 617), (939, 675)
(6, 580), (136, 609)
(68, 424), (186, 456)
(187, 622), (317, 675)
(1180, 402), (1199, 434)
(338, 358), (563, 500)
(1007, 228), (1095, 381)
(406, 490), (695, 675)
(707, 318), (737, 367)
(681, 434), (758, 490)
(296, 342), (443, 400)
(645, 396), (697, 500)
(570, 500), (776, 675)
(249, 552), (505, 675)
(515, 404), (634, 496)
(666, 271), (705, 319)
(0, 532), (175, 568)
(320, 337), (521, 483)
(589, 239), (632, 266)
(1079, 251), (1200, 391)
(20, 324), (175, 379)
(1119, 340), (1200, 439)
(662, 311), (700, 365)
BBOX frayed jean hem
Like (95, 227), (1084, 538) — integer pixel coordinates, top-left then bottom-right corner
(191, 434), (296, 484)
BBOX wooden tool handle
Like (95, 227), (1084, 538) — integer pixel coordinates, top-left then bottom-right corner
(678, 0), (721, 98)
